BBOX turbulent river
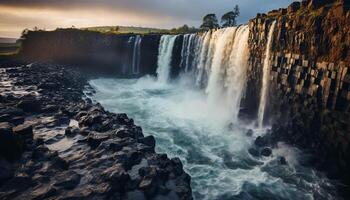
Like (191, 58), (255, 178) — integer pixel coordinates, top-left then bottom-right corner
(89, 77), (337, 200)
(88, 25), (339, 199)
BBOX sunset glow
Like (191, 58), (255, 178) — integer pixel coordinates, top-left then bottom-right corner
(0, 0), (292, 38)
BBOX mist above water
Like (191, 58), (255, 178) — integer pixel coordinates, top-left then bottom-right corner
(89, 77), (337, 200)
(88, 26), (338, 199)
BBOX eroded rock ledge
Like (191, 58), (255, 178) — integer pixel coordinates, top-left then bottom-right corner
(0, 63), (192, 199)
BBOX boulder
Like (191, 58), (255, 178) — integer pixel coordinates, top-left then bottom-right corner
(261, 147), (272, 157)
(254, 136), (269, 147)
(54, 172), (81, 189)
(102, 164), (130, 192)
(279, 156), (288, 165)
(138, 136), (156, 149)
(0, 123), (24, 161)
(248, 147), (260, 157)
(13, 124), (33, 139)
(65, 126), (80, 137)
(0, 122), (13, 134)
(17, 99), (41, 113)
(87, 132), (110, 148)
(0, 159), (14, 183)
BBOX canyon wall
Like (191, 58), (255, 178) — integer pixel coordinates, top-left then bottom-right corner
(18, 29), (160, 76)
(244, 0), (350, 186)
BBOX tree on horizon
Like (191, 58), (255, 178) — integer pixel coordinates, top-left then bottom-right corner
(200, 14), (220, 30)
(221, 5), (240, 27)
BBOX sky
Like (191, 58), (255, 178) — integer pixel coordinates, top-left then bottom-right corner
(0, 0), (293, 38)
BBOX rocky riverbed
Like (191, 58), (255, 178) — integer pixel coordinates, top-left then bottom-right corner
(0, 62), (192, 199)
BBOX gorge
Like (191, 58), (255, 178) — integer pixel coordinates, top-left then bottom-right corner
(1, 0), (349, 199)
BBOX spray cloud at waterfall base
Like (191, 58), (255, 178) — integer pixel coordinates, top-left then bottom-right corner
(87, 25), (340, 199)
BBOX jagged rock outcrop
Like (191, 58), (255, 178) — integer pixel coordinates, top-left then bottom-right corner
(0, 63), (192, 199)
(244, 0), (350, 192)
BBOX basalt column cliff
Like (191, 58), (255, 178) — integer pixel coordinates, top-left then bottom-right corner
(243, 0), (350, 187)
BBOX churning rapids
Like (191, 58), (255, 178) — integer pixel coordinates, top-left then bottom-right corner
(87, 26), (339, 199)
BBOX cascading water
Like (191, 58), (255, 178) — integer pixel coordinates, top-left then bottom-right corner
(180, 34), (197, 72)
(157, 35), (178, 83)
(132, 35), (142, 75)
(89, 24), (338, 200)
(257, 21), (276, 127)
(175, 26), (250, 121)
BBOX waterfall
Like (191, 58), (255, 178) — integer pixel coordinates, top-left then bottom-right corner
(257, 21), (276, 127)
(180, 34), (190, 70)
(155, 26), (250, 121)
(203, 26), (250, 121)
(132, 36), (142, 75)
(180, 34), (197, 72)
(156, 35), (178, 83)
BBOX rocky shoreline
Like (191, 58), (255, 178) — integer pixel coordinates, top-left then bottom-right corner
(0, 62), (192, 199)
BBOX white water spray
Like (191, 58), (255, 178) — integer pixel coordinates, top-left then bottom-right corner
(157, 35), (178, 83)
(132, 36), (142, 75)
(156, 26), (250, 122)
(257, 21), (276, 127)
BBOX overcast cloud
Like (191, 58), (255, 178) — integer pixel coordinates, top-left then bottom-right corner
(0, 0), (293, 38)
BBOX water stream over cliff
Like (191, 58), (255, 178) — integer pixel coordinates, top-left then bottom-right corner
(132, 35), (142, 75)
(88, 26), (339, 199)
(258, 21), (276, 127)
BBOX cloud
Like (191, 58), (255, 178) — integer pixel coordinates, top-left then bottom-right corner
(0, 0), (293, 37)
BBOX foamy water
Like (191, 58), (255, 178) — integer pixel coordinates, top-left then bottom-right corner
(88, 77), (338, 200)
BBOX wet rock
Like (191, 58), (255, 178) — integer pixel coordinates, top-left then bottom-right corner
(38, 82), (59, 90)
(103, 164), (130, 192)
(139, 177), (156, 195)
(65, 126), (80, 137)
(87, 132), (110, 148)
(279, 157), (288, 165)
(171, 158), (184, 176)
(254, 136), (269, 147)
(261, 147), (272, 157)
(0, 63), (192, 199)
(54, 172), (81, 189)
(42, 105), (59, 113)
(0, 122), (13, 134)
(0, 107), (24, 117)
(248, 147), (260, 157)
(0, 123), (24, 161)
(52, 156), (69, 170)
(138, 136), (156, 149)
(139, 166), (157, 178)
(246, 129), (254, 137)
(9, 116), (25, 125)
(0, 159), (14, 183)
(13, 124), (33, 139)
(30, 184), (57, 199)
(17, 99), (41, 113)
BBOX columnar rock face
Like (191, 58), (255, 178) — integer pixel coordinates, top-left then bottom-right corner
(245, 0), (350, 187)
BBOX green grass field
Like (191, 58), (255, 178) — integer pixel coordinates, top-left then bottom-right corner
(82, 26), (170, 34)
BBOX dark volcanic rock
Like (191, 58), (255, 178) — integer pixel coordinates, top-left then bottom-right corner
(0, 62), (192, 199)
(248, 147), (260, 157)
(261, 148), (272, 157)
(138, 135), (156, 149)
(0, 122), (24, 161)
(0, 159), (14, 183)
(12, 124), (33, 139)
(17, 99), (41, 113)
